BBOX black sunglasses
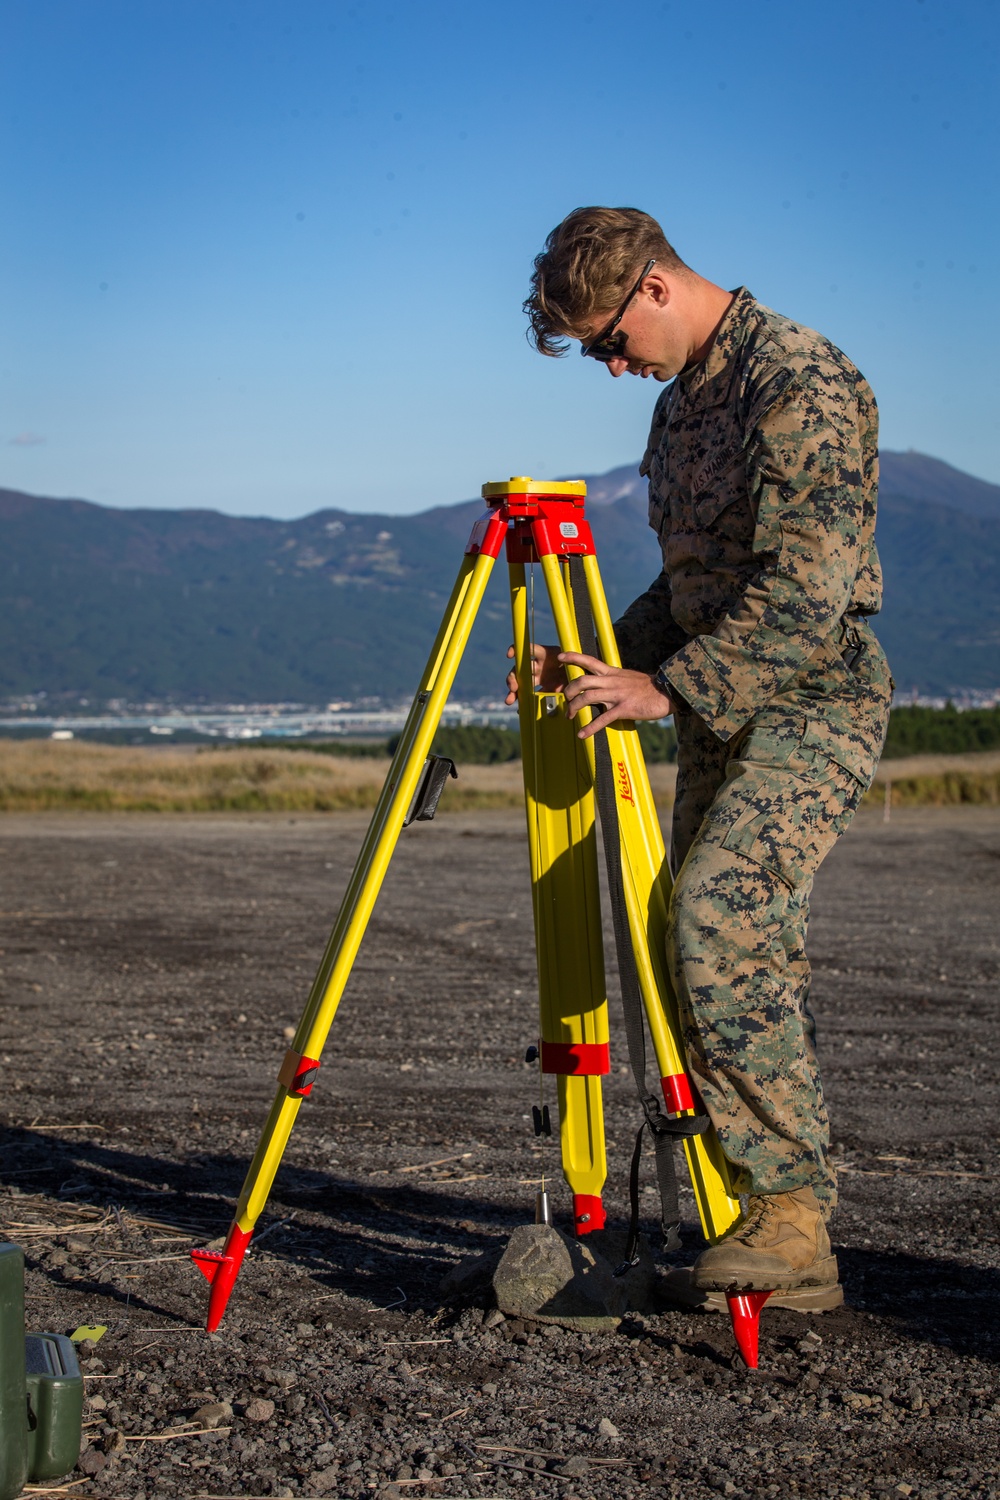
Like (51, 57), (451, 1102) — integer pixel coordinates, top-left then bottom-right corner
(580, 258), (656, 362)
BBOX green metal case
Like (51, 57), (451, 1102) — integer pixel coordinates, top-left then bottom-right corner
(25, 1333), (84, 1481)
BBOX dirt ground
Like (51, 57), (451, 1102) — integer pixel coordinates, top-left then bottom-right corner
(0, 804), (998, 1500)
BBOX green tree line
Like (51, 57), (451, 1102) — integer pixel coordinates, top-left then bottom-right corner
(305, 720), (680, 764)
(271, 703), (1000, 765)
(881, 704), (1000, 758)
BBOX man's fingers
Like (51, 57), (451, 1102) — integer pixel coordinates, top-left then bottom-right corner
(564, 671), (610, 695)
(565, 675), (620, 706)
(565, 694), (609, 720)
(505, 650), (519, 705)
(559, 651), (608, 673)
(564, 689), (609, 722)
(576, 706), (620, 740)
(509, 642), (553, 662)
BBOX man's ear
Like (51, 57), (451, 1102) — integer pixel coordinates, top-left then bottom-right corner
(645, 270), (672, 308)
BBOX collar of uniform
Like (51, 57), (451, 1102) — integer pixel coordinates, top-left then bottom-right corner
(676, 286), (757, 404)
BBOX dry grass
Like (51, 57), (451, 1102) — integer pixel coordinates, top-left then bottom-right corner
(868, 750), (1000, 808)
(2, 739), (996, 813)
(0, 740), (522, 813)
(873, 750), (1000, 780)
(0, 740), (680, 814)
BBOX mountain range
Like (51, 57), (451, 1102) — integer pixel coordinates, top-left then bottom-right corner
(1, 450), (997, 704)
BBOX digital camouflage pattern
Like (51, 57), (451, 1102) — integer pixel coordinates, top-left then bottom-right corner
(613, 287), (893, 1212)
(614, 285), (885, 765)
(666, 660), (889, 1211)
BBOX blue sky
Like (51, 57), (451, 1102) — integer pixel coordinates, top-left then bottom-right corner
(3, 0), (997, 517)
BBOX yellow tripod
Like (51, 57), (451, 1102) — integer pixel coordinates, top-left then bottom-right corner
(193, 477), (741, 1333)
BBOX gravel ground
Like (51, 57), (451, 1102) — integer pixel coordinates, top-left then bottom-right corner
(0, 804), (997, 1500)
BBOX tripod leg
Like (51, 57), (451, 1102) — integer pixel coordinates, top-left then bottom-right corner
(532, 551), (740, 1245)
(193, 523), (508, 1330)
(511, 565), (609, 1234)
(579, 555), (780, 1361)
(578, 554), (741, 1243)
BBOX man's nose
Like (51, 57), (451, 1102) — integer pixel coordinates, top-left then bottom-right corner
(605, 357), (628, 378)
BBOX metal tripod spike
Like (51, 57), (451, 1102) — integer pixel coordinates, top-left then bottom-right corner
(192, 475), (762, 1359)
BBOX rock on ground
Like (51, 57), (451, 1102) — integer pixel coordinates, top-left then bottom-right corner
(492, 1222), (626, 1329)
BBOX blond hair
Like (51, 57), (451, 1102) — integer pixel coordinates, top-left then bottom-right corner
(524, 206), (687, 356)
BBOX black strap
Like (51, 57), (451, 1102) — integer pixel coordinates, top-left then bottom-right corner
(567, 558), (708, 1272)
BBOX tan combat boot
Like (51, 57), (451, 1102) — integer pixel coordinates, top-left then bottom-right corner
(691, 1186), (839, 1292)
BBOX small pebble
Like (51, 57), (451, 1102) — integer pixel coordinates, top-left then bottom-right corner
(244, 1396), (276, 1422)
(193, 1400), (233, 1428)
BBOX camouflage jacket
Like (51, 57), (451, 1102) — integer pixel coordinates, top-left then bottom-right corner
(613, 287), (883, 741)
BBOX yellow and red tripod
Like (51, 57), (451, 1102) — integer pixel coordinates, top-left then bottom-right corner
(193, 477), (766, 1358)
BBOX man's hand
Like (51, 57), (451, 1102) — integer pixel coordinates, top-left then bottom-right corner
(505, 642), (565, 705)
(560, 652), (673, 738)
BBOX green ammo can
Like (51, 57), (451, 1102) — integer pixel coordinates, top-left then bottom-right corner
(25, 1333), (84, 1480)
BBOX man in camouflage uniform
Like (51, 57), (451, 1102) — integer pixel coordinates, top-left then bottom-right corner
(514, 207), (892, 1292)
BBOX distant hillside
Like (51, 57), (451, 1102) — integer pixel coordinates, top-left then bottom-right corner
(1, 450), (997, 703)
(879, 451), (1000, 521)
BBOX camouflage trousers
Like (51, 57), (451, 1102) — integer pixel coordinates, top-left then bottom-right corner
(665, 625), (892, 1213)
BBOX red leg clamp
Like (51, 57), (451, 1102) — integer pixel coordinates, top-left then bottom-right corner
(572, 1193), (607, 1235)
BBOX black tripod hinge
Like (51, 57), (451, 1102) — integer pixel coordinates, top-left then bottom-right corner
(403, 755), (458, 827)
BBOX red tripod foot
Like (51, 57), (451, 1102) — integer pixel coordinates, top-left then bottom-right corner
(725, 1289), (773, 1368)
(191, 1222), (253, 1331)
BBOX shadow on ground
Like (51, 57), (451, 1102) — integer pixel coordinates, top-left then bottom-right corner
(3, 1123), (997, 1364)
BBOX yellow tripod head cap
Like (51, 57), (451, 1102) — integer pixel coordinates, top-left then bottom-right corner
(481, 476), (587, 500)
